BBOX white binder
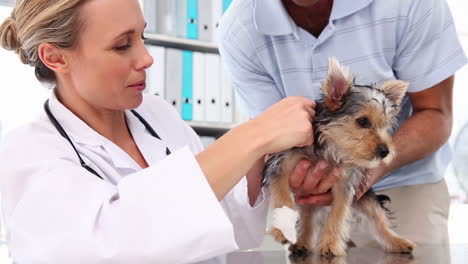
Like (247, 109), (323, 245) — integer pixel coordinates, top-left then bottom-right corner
(192, 52), (206, 122)
(211, 0), (223, 42)
(205, 54), (221, 122)
(145, 45), (166, 98)
(143, 0), (157, 33)
(200, 136), (216, 148)
(165, 49), (183, 115)
(197, 0), (213, 41)
(234, 95), (249, 124)
(221, 65), (234, 123)
(175, 0), (187, 38)
(156, 1), (177, 36)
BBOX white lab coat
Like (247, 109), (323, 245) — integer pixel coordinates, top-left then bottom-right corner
(0, 94), (269, 264)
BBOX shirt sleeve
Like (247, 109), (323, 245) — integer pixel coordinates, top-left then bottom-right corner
(218, 24), (283, 118)
(220, 177), (270, 250)
(0, 147), (238, 264)
(393, 0), (467, 92)
(181, 120), (270, 250)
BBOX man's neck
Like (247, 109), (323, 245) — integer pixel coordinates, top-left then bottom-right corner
(282, 0), (334, 38)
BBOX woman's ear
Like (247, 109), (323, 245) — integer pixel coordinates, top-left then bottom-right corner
(37, 43), (69, 74)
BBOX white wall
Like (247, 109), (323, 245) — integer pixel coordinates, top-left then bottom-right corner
(444, 0), (468, 201)
(0, 0), (147, 139)
(448, 0), (468, 140)
(0, 6), (49, 139)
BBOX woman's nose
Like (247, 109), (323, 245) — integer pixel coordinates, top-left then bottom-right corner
(137, 44), (154, 70)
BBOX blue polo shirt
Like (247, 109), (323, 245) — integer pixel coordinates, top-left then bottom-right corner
(218, 0), (467, 190)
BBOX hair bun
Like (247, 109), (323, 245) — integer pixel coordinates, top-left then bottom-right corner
(0, 16), (31, 65)
(0, 16), (20, 51)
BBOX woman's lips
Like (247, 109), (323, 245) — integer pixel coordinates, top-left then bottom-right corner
(129, 81), (146, 92)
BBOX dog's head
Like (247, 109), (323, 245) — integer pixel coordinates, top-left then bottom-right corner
(316, 58), (408, 168)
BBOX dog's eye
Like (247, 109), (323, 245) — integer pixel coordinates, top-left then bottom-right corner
(356, 117), (371, 128)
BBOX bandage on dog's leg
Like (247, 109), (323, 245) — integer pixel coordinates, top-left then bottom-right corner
(268, 154), (303, 245)
(271, 206), (298, 244)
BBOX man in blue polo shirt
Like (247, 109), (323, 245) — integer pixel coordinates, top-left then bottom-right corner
(218, 0), (467, 245)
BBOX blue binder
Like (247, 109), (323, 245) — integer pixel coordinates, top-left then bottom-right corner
(187, 0), (198, 39)
(182, 50), (193, 121)
(223, 0), (233, 12)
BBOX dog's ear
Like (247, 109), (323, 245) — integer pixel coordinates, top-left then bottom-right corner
(380, 80), (408, 105)
(323, 57), (354, 111)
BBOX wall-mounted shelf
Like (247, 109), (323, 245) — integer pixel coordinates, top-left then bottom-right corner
(145, 33), (219, 54)
(187, 121), (235, 138)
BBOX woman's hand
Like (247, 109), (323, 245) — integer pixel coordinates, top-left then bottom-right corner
(196, 96), (315, 201)
(248, 96), (316, 154)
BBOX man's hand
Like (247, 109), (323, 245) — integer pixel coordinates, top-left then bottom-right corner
(289, 159), (342, 206)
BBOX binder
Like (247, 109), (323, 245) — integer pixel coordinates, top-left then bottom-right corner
(197, 0), (212, 41)
(200, 136), (216, 148)
(175, 0), (187, 38)
(143, 0), (157, 33)
(205, 54), (221, 122)
(145, 45), (166, 98)
(234, 95), (249, 124)
(187, 0), (198, 39)
(223, 0), (233, 12)
(156, 1), (177, 36)
(211, 0), (223, 42)
(182, 50), (193, 121)
(192, 52), (206, 122)
(165, 49), (183, 115)
(221, 65), (234, 123)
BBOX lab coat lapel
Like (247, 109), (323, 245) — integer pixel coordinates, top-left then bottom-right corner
(48, 94), (104, 147)
(125, 110), (168, 167)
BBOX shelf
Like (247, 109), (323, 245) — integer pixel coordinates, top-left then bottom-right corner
(187, 121), (235, 138)
(144, 33), (219, 54)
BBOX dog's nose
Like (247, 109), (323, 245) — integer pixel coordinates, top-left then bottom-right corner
(377, 144), (389, 159)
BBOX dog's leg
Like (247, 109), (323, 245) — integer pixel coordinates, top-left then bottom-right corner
(268, 174), (296, 245)
(267, 151), (306, 246)
(316, 178), (353, 257)
(354, 193), (415, 253)
(289, 205), (315, 257)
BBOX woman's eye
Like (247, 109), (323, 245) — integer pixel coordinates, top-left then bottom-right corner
(115, 44), (131, 51)
(356, 117), (371, 128)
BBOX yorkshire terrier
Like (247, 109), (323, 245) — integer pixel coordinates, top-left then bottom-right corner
(264, 58), (416, 258)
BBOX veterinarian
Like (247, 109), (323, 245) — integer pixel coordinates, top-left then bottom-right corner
(0, 0), (318, 263)
(219, 0), (467, 245)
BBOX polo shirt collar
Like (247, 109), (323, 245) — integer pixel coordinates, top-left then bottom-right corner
(254, 0), (297, 36)
(331, 0), (373, 20)
(254, 0), (374, 36)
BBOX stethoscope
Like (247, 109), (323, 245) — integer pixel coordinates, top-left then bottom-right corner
(44, 99), (171, 180)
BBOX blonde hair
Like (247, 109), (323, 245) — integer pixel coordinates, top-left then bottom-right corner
(0, 0), (85, 83)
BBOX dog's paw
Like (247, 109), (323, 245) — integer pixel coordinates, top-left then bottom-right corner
(387, 237), (416, 254)
(268, 227), (291, 245)
(316, 238), (347, 258)
(288, 243), (311, 258)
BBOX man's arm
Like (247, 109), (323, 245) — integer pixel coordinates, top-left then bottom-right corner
(357, 75), (454, 198)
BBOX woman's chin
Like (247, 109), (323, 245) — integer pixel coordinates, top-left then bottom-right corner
(125, 94), (144, 110)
